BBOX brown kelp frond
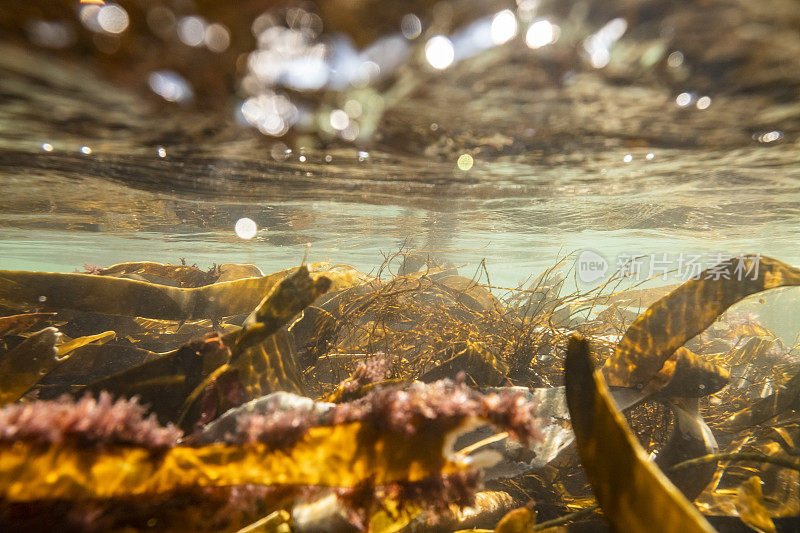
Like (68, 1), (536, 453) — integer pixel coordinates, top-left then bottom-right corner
(0, 391), (181, 447)
(0, 312), (56, 337)
(232, 264), (332, 356)
(0, 261), (346, 321)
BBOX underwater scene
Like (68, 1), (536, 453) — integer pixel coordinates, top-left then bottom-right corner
(1, 0), (800, 531)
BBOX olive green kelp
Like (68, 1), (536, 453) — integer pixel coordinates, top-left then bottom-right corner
(566, 335), (716, 533)
(83, 264), (334, 427)
(0, 262), (362, 321)
(603, 255), (800, 389)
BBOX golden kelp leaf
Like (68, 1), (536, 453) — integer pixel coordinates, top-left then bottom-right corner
(0, 420), (467, 501)
(319, 264), (373, 293)
(0, 327), (61, 405)
(0, 313), (56, 336)
(179, 267), (337, 424)
(592, 304), (639, 335)
(179, 334), (308, 429)
(369, 499), (424, 533)
(233, 330), (305, 399)
(133, 317), (181, 334)
(604, 255), (800, 389)
(233, 266), (367, 382)
(735, 477), (777, 533)
(595, 284), (681, 309)
(216, 263), (265, 283)
(565, 335), (716, 533)
(37, 343), (161, 394)
(432, 275), (504, 313)
(648, 348), (729, 398)
(494, 507), (535, 533)
(55, 330), (115, 357)
(724, 336), (778, 367)
(0, 267), (317, 320)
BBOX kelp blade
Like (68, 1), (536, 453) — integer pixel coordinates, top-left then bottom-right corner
(0, 420), (466, 502)
(735, 477), (777, 533)
(565, 335), (715, 533)
(0, 327), (60, 405)
(722, 369), (800, 430)
(0, 313), (56, 336)
(0, 266), (341, 321)
(56, 330), (116, 357)
(86, 266), (334, 426)
(233, 264), (332, 355)
(603, 255), (800, 388)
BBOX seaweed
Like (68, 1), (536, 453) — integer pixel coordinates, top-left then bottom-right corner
(603, 255), (800, 390)
(0, 254), (799, 531)
(566, 335), (715, 532)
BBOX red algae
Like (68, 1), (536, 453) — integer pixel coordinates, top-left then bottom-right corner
(209, 376), (539, 450)
(0, 392), (181, 448)
(331, 377), (540, 444)
(230, 408), (317, 449)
